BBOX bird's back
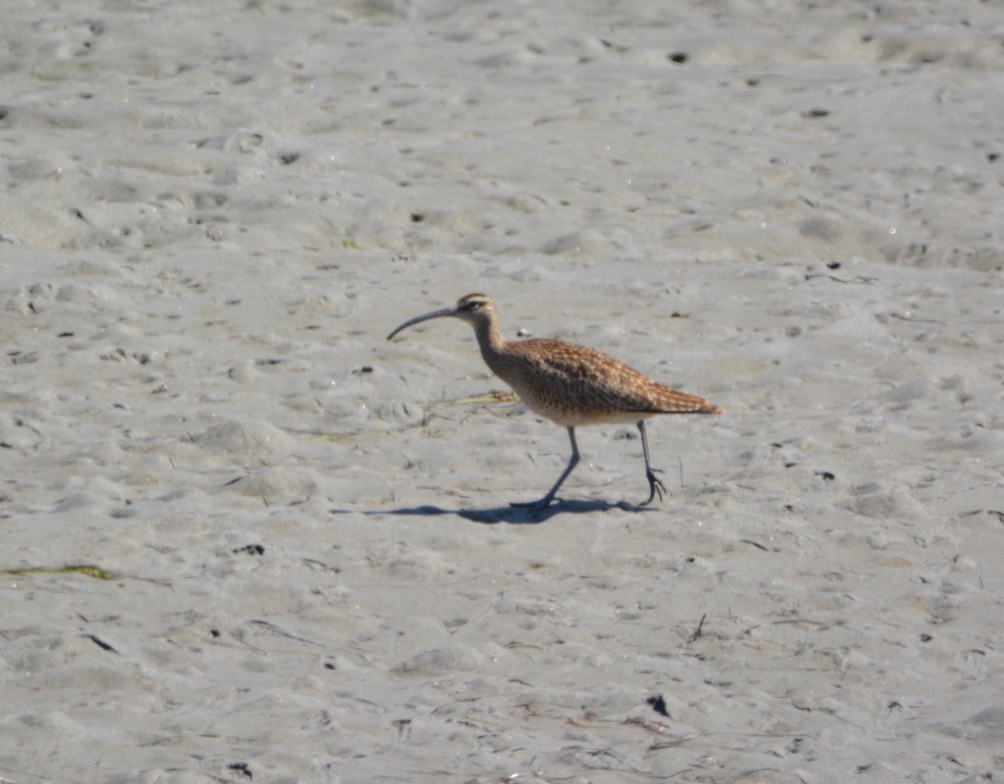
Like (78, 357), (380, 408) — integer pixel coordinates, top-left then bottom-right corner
(490, 338), (721, 427)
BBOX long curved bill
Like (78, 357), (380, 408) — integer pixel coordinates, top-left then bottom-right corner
(387, 307), (457, 340)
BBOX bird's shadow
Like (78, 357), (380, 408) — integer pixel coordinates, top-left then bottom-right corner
(331, 497), (658, 524)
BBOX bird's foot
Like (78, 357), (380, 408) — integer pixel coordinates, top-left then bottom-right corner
(510, 496), (557, 512)
(641, 468), (666, 506)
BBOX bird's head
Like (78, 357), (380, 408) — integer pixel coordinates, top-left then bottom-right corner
(387, 293), (496, 340)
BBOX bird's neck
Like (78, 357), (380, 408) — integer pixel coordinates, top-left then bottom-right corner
(473, 316), (508, 374)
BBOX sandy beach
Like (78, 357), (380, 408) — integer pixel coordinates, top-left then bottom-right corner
(2, 1), (1003, 782)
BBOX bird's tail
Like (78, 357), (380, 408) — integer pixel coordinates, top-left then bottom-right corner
(652, 384), (722, 414)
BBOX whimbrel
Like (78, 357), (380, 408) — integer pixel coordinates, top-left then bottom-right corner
(387, 293), (721, 510)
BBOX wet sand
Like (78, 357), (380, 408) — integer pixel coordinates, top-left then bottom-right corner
(2, 1), (1003, 782)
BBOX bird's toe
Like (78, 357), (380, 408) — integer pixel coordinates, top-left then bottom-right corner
(511, 497), (556, 512)
(641, 469), (666, 506)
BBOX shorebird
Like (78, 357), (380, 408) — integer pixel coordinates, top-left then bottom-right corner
(387, 293), (721, 511)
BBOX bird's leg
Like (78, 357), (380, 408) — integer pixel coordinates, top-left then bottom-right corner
(512, 427), (580, 510)
(638, 420), (666, 506)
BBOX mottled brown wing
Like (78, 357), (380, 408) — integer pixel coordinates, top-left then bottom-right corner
(506, 339), (719, 423)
